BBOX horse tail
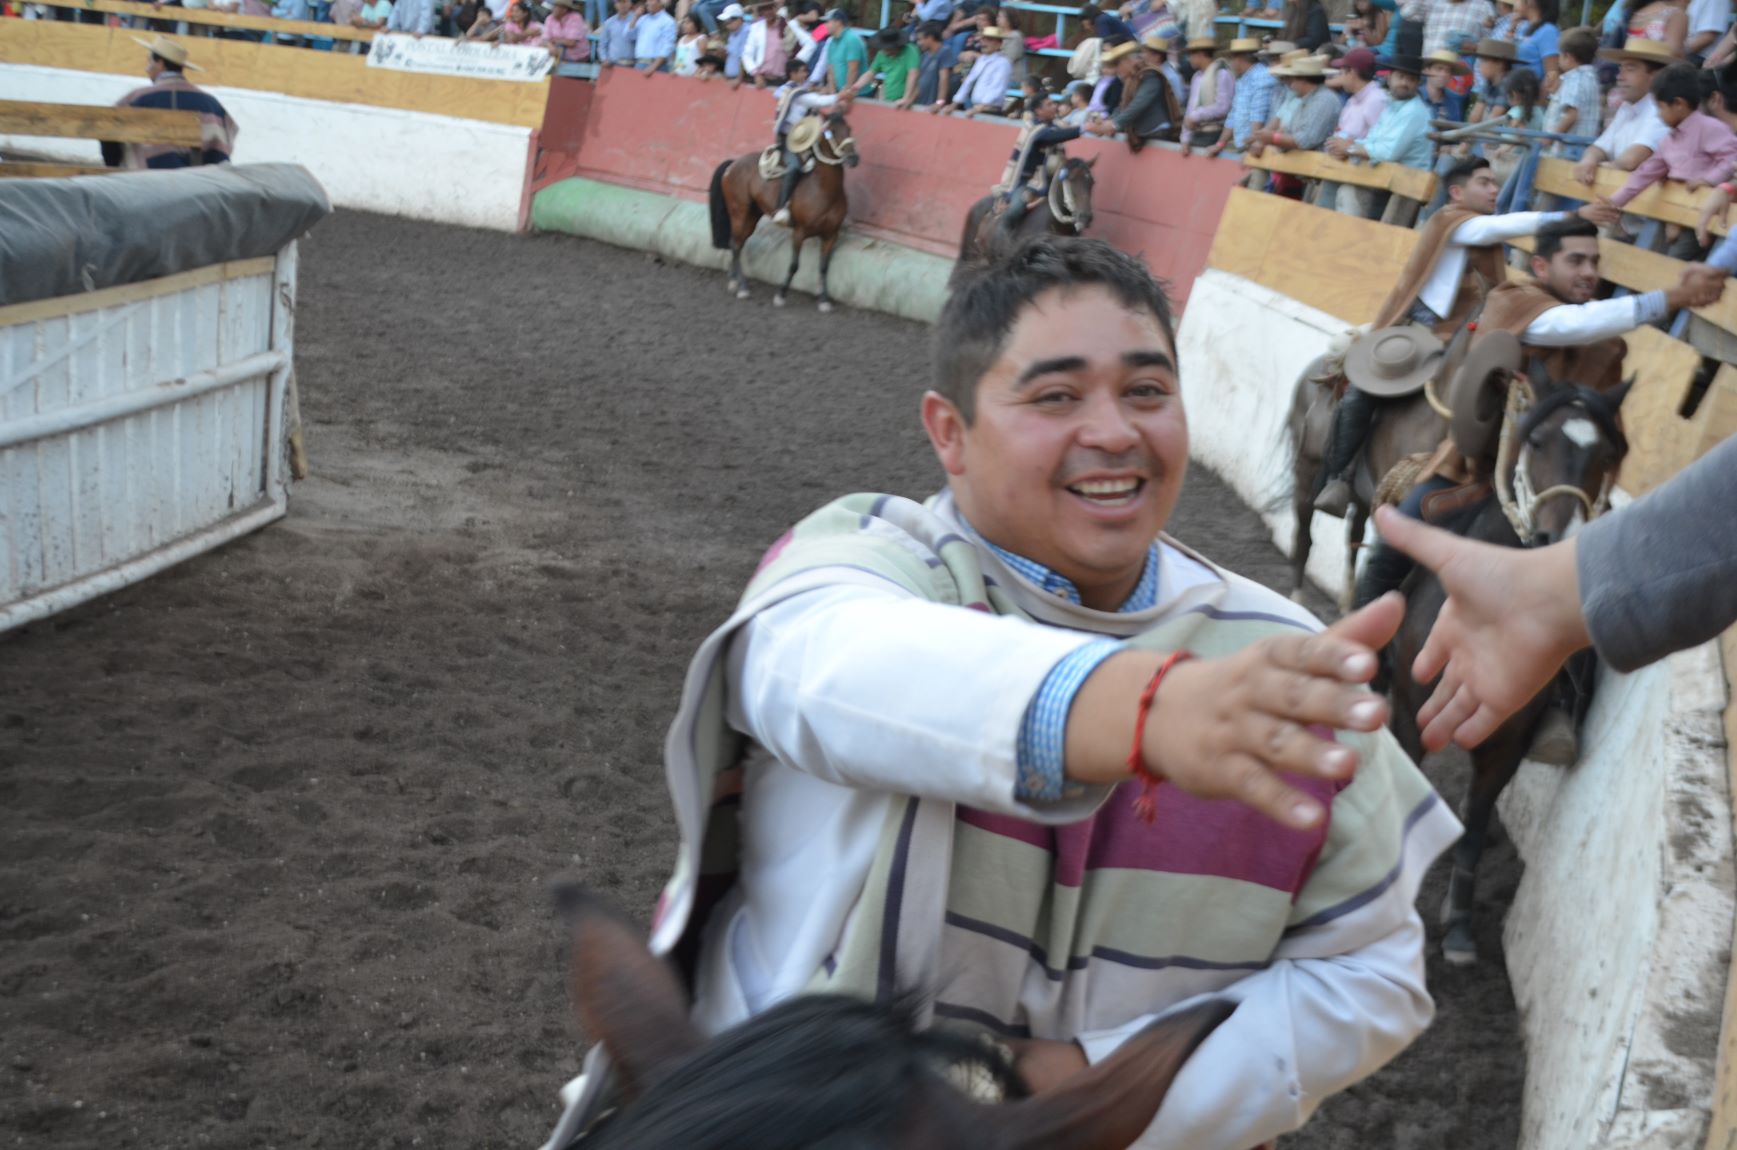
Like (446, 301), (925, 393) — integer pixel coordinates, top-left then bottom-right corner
(708, 160), (734, 250)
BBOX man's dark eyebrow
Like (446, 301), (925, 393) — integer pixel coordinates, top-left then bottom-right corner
(1015, 356), (1089, 388)
(1123, 350), (1176, 372)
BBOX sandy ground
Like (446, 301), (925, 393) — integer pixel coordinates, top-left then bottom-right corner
(0, 212), (1522, 1149)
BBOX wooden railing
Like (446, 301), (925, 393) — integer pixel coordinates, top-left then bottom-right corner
(1242, 147), (1438, 227)
(0, 99), (204, 178)
(28, 0), (378, 42)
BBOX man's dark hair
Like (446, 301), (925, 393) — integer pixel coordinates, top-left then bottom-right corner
(1535, 215), (1598, 262)
(1443, 155), (1491, 193)
(151, 52), (184, 73)
(1532, 0), (1559, 25)
(934, 238), (1176, 422)
(1652, 62), (1703, 107)
(916, 19), (944, 41)
(1558, 25), (1597, 65)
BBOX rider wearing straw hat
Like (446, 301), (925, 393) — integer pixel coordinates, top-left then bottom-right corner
(106, 36), (237, 171)
(770, 55), (853, 226)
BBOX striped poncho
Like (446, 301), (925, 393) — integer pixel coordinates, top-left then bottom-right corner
(544, 490), (1461, 1150)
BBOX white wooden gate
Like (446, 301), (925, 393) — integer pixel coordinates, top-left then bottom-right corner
(0, 245), (298, 632)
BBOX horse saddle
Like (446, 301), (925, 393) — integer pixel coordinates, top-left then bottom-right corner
(1419, 479), (1492, 525)
(757, 145), (816, 182)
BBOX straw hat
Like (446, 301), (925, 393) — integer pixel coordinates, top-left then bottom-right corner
(786, 115), (824, 153)
(980, 24), (1013, 38)
(1184, 36), (1218, 52)
(132, 35), (200, 70)
(1280, 46), (1312, 63)
(1344, 326), (1446, 398)
(1273, 54), (1329, 78)
(1141, 31), (1173, 52)
(1224, 36), (1262, 55)
(1101, 38), (1140, 62)
(1469, 37), (1518, 61)
(1422, 48), (1472, 75)
(1259, 38), (1296, 59)
(1596, 36), (1682, 66)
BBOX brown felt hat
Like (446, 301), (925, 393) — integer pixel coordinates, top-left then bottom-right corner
(1445, 330), (1523, 462)
(1345, 326), (1446, 399)
(1469, 37), (1518, 61)
(1596, 36), (1682, 66)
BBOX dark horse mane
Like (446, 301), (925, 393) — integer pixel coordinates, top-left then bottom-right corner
(578, 994), (1023, 1150)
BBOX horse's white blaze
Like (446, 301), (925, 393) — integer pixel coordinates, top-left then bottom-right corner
(1561, 417), (1599, 449)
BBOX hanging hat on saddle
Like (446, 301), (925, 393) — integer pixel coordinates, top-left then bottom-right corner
(1423, 48), (1472, 76)
(1344, 326), (1445, 398)
(1596, 36), (1682, 66)
(1101, 38), (1140, 63)
(132, 34), (201, 70)
(1185, 36), (1218, 53)
(1469, 37), (1518, 61)
(1443, 330), (1523, 462)
(1224, 37), (1262, 56)
(785, 114), (825, 154)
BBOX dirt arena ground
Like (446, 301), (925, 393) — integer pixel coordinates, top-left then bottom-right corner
(0, 212), (1523, 1149)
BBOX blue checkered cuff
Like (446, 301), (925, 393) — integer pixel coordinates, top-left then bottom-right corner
(1015, 639), (1123, 802)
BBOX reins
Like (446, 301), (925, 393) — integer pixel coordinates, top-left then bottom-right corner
(1491, 376), (1622, 544)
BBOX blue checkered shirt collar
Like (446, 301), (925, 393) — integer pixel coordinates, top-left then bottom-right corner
(963, 518), (1161, 613)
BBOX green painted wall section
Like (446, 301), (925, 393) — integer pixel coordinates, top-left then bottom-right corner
(531, 178), (953, 324)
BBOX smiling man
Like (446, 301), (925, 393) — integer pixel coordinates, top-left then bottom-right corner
(544, 238), (1462, 1150)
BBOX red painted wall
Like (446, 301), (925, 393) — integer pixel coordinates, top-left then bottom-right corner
(533, 70), (1244, 311)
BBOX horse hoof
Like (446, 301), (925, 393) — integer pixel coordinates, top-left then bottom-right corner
(736, 289), (752, 301)
(817, 299), (834, 314)
(773, 295), (786, 308)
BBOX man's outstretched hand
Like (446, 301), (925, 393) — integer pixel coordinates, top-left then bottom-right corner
(1373, 506), (1591, 752)
(1067, 594), (1407, 832)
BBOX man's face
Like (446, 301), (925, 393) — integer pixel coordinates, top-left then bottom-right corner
(1188, 48), (1211, 70)
(1035, 98), (1059, 121)
(826, 14), (844, 34)
(1387, 69), (1419, 99)
(1476, 56), (1503, 83)
(922, 286), (1189, 604)
(647, 0), (663, 13)
(918, 31), (939, 49)
(1618, 59), (1655, 102)
(1228, 52), (1253, 76)
(1658, 96), (1694, 128)
(1287, 75), (1315, 97)
(146, 55), (164, 79)
(724, 15), (742, 28)
(1450, 167), (1502, 213)
(1425, 62), (1451, 85)
(1536, 236), (1601, 303)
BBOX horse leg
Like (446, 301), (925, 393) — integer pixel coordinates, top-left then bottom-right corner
(816, 230), (839, 313)
(729, 238), (750, 299)
(775, 226), (804, 308)
(1290, 485), (1315, 604)
(1442, 737), (1527, 966)
(1341, 502), (1368, 615)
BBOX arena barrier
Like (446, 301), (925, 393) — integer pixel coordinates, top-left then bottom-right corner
(2, 21), (545, 230)
(0, 165), (328, 632)
(531, 69), (1245, 311)
(1177, 185), (1737, 1150)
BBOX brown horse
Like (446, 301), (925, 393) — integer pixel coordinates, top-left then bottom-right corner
(1285, 358), (1448, 608)
(1385, 352), (1632, 965)
(707, 111), (859, 313)
(552, 884), (1232, 1149)
(956, 156), (1098, 266)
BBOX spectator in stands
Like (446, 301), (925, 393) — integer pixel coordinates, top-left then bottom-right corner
(1141, 31), (1186, 112)
(384, 0), (435, 35)
(1080, 1), (1137, 41)
(907, 0), (954, 25)
(1085, 37), (1178, 147)
(1180, 35), (1234, 152)
(1575, 36), (1674, 181)
(1467, 35), (1515, 120)
(464, 3), (499, 35)
(1419, 0), (1493, 56)
(1282, 0), (1332, 51)
(634, 0), (677, 68)
(789, 1), (824, 63)
(1685, 0), (1728, 60)
(855, 25), (920, 98)
(994, 6), (1027, 85)
(903, 20), (955, 106)
(540, 0), (593, 64)
(675, 11), (707, 69)
(944, 5), (987, 69)
(740, 0), (784, 82)
(108, 36), (236, 168)
(478, 0), (538, 37)
(1062, 79), (1093, 123)
(943, 24), (1015, 113)
(1621, 0), (1689, 54)
(1213, 37), (1276, 155)
(1327, 56), (1433, 216)
(1344, 0), (1392, 48)
(1328, 45), (1389, 138)
(1597, 62), (1737, 252)
(1544, 25), (1601, 154)
(820, 8), (867, 90)
(1247, 53), (1341, 193)
(716, 2), (748, 75)
(1489, 0), (1527, 38)
(268, 0), (310, 44)
(353, 0), (392, 30)
(1422, 47), (1471, 118)
(1513, 0), (1558, 88)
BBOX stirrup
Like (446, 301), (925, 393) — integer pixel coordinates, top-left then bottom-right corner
(1313, 478), (1353, 518)
(772, 206), (791, 226)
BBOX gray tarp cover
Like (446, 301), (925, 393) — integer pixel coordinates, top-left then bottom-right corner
(0, 163), (332, 308)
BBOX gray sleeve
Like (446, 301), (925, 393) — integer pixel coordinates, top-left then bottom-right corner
(1577, 435), (1737, 672)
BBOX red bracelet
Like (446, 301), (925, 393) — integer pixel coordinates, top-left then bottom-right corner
(1721, 181), (1736, 197)
(1128, 650), (1194, 824)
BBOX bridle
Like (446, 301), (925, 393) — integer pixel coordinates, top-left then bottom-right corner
(1047, 162), (1088, 231)
(813, 120), (857, 166)
(1492, 373), (1627, 544)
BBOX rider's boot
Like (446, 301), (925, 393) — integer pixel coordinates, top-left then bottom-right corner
(1313, 386), (1380, 518)
(999, 192), (1032, 236)
(773, 164), (801, 226)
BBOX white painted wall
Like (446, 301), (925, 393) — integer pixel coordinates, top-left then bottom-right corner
(2, 65), (531, 231)
(1175, 266), (1735, 1150)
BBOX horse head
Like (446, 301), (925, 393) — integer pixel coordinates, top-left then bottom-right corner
(557, 885), (1232, 1150)
(1053, 153), (1096, 234)
(821, 111), (860, 168)
(1507, 356), (1632, 546)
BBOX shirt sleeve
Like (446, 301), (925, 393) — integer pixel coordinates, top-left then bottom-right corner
(1206, 70), (1234, 121)
(1577, 435), (1737, 671)
(1607, 149), (1669, 206)
(1522, 291), (1666, 345)
(1014, 639), (1121, 800)
(1708, 234), (1737, 273)
(725, 583), (1115, 818)
(1450, 210), (1570, 245)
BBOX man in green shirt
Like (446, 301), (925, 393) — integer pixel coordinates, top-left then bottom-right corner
(822, 7), (869, 91)
(852, 26), (921, 100)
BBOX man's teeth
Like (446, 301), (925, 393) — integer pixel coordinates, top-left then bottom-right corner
(1069, 479), (1141, 504)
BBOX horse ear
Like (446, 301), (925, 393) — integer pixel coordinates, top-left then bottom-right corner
(1081, 153), (1097, 168)
(979, 999), (1234, 1150)
(1609, 375), (1636, 408)
(556, 885), (704, 1099)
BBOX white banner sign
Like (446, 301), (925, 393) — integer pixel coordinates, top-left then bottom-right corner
(366, 33), (554, 81)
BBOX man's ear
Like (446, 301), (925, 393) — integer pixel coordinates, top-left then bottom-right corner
(1530, 253), (1549, 281)
(921, 390), (970, 477)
